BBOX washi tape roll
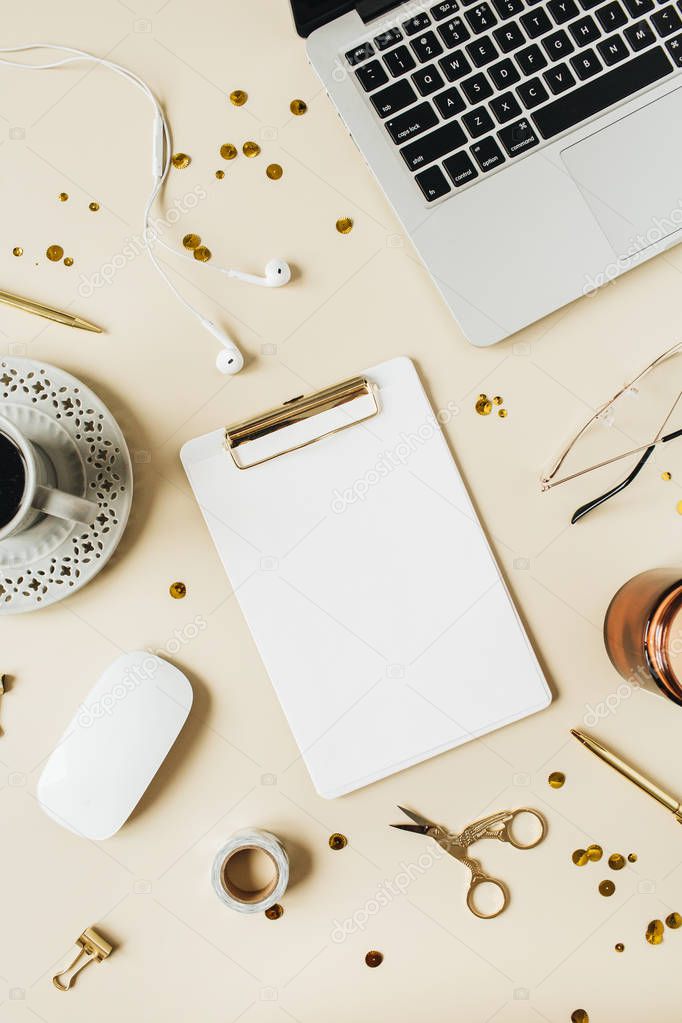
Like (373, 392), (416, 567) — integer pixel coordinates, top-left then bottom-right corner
(211, 829), (289, 914)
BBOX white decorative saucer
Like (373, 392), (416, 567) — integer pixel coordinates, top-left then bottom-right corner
(0, 357), (133, 614)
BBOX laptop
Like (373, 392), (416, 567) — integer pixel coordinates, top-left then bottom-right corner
(291, 0), (682, 346)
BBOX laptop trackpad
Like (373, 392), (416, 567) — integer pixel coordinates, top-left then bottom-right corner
(561, 86), (682, 260)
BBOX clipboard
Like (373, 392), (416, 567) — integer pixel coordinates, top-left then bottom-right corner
(181, 357), (551, 798)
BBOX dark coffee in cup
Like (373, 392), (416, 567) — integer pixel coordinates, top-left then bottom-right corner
(0, 431), (26, 528)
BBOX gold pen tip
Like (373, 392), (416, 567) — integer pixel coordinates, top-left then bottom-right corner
(73, 316), (103, 333)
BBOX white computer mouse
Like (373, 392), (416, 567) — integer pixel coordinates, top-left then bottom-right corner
(37, 651), (193, 840)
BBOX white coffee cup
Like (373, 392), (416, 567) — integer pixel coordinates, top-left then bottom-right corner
(0, 412), (99, 541)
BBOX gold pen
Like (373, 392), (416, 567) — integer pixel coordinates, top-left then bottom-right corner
(0, 287), (102, 333)
(571, 728), (682, 824)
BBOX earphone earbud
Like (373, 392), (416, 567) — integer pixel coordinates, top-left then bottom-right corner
(228, 259), (291, 288)
(199, 316), (244, 375)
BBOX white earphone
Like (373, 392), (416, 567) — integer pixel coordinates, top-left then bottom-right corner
(0, 43), (291, 374)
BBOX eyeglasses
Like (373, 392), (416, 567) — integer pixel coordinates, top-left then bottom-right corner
(541, 342), (682, 524)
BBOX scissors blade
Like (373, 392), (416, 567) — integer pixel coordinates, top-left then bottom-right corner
(390, 823), (430, 834)
(395, 806), (435, 828)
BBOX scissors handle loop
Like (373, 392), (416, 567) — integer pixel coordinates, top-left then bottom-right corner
(500, 808), (546, 849)
(466, 873), (509, 919)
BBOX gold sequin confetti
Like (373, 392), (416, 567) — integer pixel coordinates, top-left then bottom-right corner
(242, 140), (261, 158)
(12, 247), (23, 257)
(365, 950), (384, 968)
(266, 163), (283, 180)
(627, 852), (637, 863)
(229, 89), (248, 107)
(57, 191), (69, 202)
(290, 98), (308, 116)
(475, 396), (493, 416)
(193, 246), (212, 263)
(586, 844), (603, 862)
(615, 943), (625, 953)
(329, 833), (348, 851)
(336, 216), (354, 235)
(571, 1010), (589, 1023)
(646, 919), (664, 944)
(572, 849), (589, 867)
(171, 153), (191, 169)
(265, 903), (283, 920)
(493, 395), (504, 406)
(662, 471), (672, 481)
(215, 170), (225, 179)
(599, 879), (615, 897)
(498, 408), (508, 418)
(548, 771), (565, 789)
(666, 912), (682, 929)
(608, 853), (626, 870)
(677, 500), (682, 515)
(169, 581), (187, 599)
(220, 143), (238, 160)
(182, 233), (201, 250)
(63, 257), (74, 267)
(46, 244), (64, 262)
(88, 201), (100, 212)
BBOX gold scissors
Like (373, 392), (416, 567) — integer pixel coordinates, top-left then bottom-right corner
(391, 806), (547, 919)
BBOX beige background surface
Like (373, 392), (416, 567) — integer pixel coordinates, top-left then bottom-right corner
(2, 2), (682, 1020)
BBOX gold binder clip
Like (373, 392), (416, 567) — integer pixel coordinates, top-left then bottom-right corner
(52, 927), (113, 991)
(225, 375), (379, 469)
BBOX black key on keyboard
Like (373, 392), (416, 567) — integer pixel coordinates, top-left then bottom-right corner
(494, 21), (527, 49)
(463, 105), (496, 134)
(444, 149), (480, 184)
(470, 135), (506, 169)
(543, 28), (576, 56)
(493, 0), (525, 16)
(438, 16), (472, 45)
(432, 1), (460, 18)
(497, 116), (541, 153)
(517, 74), (551, 103)
(400, 119), (468, 169)
(356, 60), (389, 91)
(465, 2), (498, 31)
(415, 164), (452, 200)
(521, 7), (553, 35)
(595, 1), (628, 29)
(461, 70), (495, 99)
(386, 101), (440, 143)
(413, 64), (446, 93)
(517, 42), (549, 71)
(466, 36), (500, 63)
(534, 44), (673, 136)
(489, 56), (523, 84)
(569, 14), (601, 43)
(624, 18), (656, 46)
(579, 0), (602, 8)
(544, 59), (577, 87)
(652, 3), (682, 33)
(434, 85), (468, 115)
(384, 44), (417, 76)
(374, 27), (403, 50)
(439, 50), (474, 78)
(403, 12), (432, 34)
(570, 45), (603, 74)
(666, 29), (682, 59)
(548, 0), (581, 20)
(412, 31), (445, 60)
(490, 89), (524, 118)
(597, 32), (630, 60)
(370, 78), (418, 116)
(346, 42), (374, 66)
(623, 0), (654, 14)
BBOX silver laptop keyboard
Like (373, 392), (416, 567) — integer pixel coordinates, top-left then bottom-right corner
(344, 0), (681, 203)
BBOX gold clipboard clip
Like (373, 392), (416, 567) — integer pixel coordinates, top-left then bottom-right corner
(52, 927), (113, 991)
(225, 375), (379, 470)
